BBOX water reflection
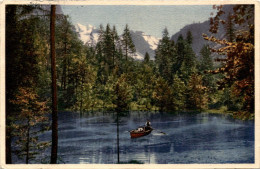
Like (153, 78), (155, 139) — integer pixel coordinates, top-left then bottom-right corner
(36, 111), (254, 164)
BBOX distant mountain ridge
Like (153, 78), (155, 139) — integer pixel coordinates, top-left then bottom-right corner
(171, 5), (234, 57)
(130, 31), (159, 60)
(75, 23), (100, 47)
(74, 5), (234, 60)
(74, 23), (160, 60)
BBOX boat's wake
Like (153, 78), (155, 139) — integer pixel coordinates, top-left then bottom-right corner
(152, 132), (165, 136)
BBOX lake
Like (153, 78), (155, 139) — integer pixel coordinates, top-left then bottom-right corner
(37, 111), (254, 164)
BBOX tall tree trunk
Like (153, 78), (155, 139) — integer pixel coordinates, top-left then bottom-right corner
(50, 5), (58, 164)
(6, 6), (17, 164)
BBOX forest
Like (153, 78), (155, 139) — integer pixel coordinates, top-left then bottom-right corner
(5, 5), (254, 164)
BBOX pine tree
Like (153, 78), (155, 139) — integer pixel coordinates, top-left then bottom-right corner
(186, 73), (208, 111)
(144, 52), (150, 64)
(172, 34), (185, 74)
(174, 33), (196, 84)
(171, 74), (186, 110)
(6, 5), (20, 164)
(121, 24), (136, 61)
(6, 5), (47, 163)
(73, 58), (97, 112)
(186, 30), (193, 44)
(199, 44), (214, 87)
(103, 24), (114, 73)
(134, 63), (155, 110)
(113, 74), (133, 112)
(111, 25), (120, 69)
(56, 15), (73, 91)
(155, 28), (174, 82)
(199, 45), (213, 71)
(204, 5), (254, 118)
(152, 77), (173, 111)
(11, 87), (50, 164)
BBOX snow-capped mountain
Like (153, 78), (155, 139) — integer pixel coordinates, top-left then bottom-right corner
(74, 23), (159, 60)
(142, 33), (159, 50)
(75, 23), (100, 46)
(130, 31), (159, 60)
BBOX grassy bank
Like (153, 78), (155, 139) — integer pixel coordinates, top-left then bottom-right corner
(206, 106), (233, 115)
(206, 106), (254, 120)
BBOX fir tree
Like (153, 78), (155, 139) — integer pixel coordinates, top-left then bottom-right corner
(152, 77), (173, 111)
(121, 24), (136, 61)
(155, 28), (174, 82)
(186, 73), (208, 111)
(173, 34), (185, 74)
(144, 52), (150, 64)
(186, 30), (193, 44)
(174, 33), (196, 84)
(11, 87), (50, 164)
(204, 5), (254, 118)
(113, 74), (133, 111)
(171, 74), (186, 110)
(6, 5), (48, 163)
(199, 44), (215, 88)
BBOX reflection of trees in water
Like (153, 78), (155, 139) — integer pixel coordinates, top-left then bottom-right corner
(115, 110), (130, 164)
(56, 111), (253, 164)
(116, 111), (119, 163)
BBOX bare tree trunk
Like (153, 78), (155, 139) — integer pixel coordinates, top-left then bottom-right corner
(50, 5), (58, 164)
(6, 6), (17, 164)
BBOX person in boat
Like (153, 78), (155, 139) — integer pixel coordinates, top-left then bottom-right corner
(138, 127), (144, 132)
(145, 120), (151, 130)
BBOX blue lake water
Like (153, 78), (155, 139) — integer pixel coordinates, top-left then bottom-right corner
(36, 111), (254, 164)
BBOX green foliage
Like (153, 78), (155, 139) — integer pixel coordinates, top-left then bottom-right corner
(134, 64), (156, 110)
(225, 12), (235, 42)
(6, 5), (52, 163)
(186, 73), (208, 111)
(198, 44), (216, 93)
(175, 33), (197, 84)
(171, 75), (186, 110)
(73, 62), (97, 112)
(152, 77), (173, 111)
(155, 28), (174, 82)
(144, 52), (150, 64)
(113, 74), (133, 111)
(11, 87), (50, 164)
(6, 4), (255, 164)
(199, 45), (213, 72)
(122, 24), (136, 61)
(205, 5), (254, 118)
(186, 30), (193, 44)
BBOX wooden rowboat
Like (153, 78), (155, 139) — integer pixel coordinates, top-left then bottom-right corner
(130, 126), (153, 138)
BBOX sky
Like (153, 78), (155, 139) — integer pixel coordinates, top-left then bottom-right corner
(61, 5), (215, 38)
